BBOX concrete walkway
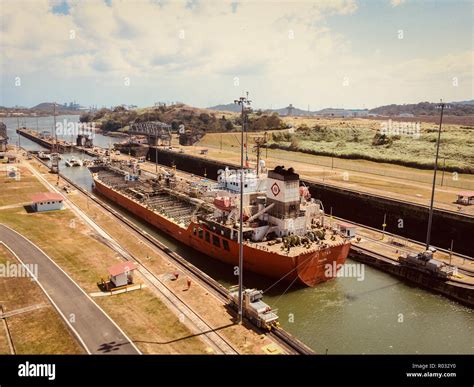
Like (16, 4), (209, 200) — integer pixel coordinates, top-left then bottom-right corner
(0, 224), (140, 355)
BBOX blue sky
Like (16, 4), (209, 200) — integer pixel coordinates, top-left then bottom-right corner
(1, 0), (472, 110)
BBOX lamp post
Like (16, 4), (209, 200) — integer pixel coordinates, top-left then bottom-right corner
(425, 101), (448, 250)
(234, 93), (251, 324)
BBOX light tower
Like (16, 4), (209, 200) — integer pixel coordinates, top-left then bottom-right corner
(425, 100), (449, 250)
(233, 92), (251, 324)
(286, 104), (294, 116)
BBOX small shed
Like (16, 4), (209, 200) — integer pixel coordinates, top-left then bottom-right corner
(31, 192), (64, 212)
(338, 222), (357, 238)
(108, 261), (137, 288)
(6, 153), (17, 163)
(456, 191), (474, 206)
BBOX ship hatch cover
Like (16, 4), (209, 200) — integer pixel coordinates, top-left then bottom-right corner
(271, 183), (280, 196)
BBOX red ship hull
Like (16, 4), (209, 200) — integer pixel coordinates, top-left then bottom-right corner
(94, 179), (350, 287)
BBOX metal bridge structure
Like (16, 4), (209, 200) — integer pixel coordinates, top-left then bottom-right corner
(129, 121), (172, 146)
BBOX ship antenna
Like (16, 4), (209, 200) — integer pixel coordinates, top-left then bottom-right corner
(234, 92), (251, 324)
(425, 100), (448, 251)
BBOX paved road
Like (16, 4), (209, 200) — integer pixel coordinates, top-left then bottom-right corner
(0, 224), (140, 354)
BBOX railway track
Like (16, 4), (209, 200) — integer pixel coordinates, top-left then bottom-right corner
(29, 156), (313, 354)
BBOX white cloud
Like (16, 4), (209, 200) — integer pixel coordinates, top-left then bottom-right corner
(390, 0), (406, 7)
(0, 0), (472, 109)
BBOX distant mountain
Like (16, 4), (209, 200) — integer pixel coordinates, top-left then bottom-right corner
(208, 102), (367, 116)
(209, 103), (317, 116)
(451, 99), (474, 105)
(369, 101), (474, 116)
(207, 103), (242, 113)
(32, 102), (81, 113)
(266, 106), (312, 116)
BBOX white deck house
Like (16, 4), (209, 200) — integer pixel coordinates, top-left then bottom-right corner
(456, 191), (474, 206)
(338, 222), (357, 238)
(31, 192), (65, 212)
(108, 261), (137, 288)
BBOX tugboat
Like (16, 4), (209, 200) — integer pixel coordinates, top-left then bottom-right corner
(37, 151), (51, 160)
(65, 156), (83, 167)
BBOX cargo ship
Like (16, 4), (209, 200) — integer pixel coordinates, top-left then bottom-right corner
(89, 161), (351, 287)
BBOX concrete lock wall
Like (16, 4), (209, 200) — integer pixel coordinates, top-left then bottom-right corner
(147, 148), (474, 256)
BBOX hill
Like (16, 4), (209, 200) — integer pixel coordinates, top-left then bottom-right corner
(452, 99), (474, 106)
(368, 101), (474, 116)
(32, 102), (82, 114)
(207, 103), (241, 113)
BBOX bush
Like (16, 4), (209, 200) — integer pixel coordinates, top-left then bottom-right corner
(372, 132), (392, 146)
(79, 113), (91, 123)
(102, 119), (122, 132)
(225, 121), (234, 131)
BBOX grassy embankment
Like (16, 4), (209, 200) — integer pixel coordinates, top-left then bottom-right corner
(268, 117), (474, 174)
(0, 244), (83, 354)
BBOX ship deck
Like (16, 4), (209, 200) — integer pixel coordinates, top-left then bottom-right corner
(95, 168), (204, 228)
(246, 235), (348, 257)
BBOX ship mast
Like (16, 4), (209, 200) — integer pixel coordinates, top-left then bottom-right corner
(234, 92), (251, 324)
(425, 101), (447, 250)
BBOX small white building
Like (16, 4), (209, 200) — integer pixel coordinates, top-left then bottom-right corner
(456, 191), (474, 206)
(108, 261), (137, 288)
(31, 192), (65, 212)
(338, 222), (357, 238)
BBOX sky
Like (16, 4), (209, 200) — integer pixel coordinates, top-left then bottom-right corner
(0, 0), (473, 110)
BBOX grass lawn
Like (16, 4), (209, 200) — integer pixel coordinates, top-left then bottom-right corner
(0, 165), (46, 207)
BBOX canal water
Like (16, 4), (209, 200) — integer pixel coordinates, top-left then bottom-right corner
(3, 116), (473, 354)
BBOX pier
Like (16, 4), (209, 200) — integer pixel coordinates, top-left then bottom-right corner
(17, 127), (107, 158)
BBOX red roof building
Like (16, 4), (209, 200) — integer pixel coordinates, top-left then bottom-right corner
(108, 261), (137, 287)
(31, 192), (64, 212)
(31, 192), (64, 203)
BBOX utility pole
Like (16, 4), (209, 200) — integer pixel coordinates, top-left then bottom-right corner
(234, 92), (251, 324)
(440, 157), (446, 187)
(253, 135), (267, 177)
(425, 101), (447, 250)
(155, 144), (158, 173)
(382, 213), (387, 240)
(52, 102), (60, 183)
(17, 117), (20, 149)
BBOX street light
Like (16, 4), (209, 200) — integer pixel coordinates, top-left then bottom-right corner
(425, 101), (449, 250)
(234, 92), (251, 324)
